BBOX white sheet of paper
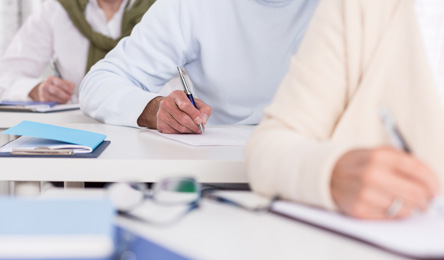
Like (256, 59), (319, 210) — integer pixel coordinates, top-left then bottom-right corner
(272, 198), (444, 259)
(149, 126), (255, 146)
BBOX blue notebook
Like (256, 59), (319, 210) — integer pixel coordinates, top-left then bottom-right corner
(0, 198), (116, 259)
(0, 101), (57, 107)
(0, 101), (79, 113)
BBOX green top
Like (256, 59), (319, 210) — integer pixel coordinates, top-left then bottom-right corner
(57, 0), (155, 73)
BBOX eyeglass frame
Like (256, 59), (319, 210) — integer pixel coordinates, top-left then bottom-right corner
(106, 176), (201, 213)
(107, 176), (277, 226)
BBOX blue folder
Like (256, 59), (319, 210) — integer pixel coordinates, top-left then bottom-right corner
(0, 121), (109, 158)
(2, 121), (106, 150)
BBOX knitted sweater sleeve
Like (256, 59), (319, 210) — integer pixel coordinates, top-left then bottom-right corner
(246, 0), (408, 210)
(79, 0), (192, 127)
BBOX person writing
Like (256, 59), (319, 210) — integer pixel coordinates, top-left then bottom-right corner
(246, 0), (444, 220)
(0, 0), (153, 103)
(79, 0), (320, 133)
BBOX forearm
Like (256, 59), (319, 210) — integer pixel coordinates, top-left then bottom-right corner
(246, 0), (350, 210)
(79, 62), (157, 127)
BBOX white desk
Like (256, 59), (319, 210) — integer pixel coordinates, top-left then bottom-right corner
(118, 199), (406, 260)
(0, 123), (248, 183)
(0, 110), (98, 129)
(41, 189), (407, 260)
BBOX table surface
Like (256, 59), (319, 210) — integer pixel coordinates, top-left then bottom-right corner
(119, 197), (407, 260)
(41, 188), (407, 260)
(0, 122), (248, 183)
(0, 109), (98, 129)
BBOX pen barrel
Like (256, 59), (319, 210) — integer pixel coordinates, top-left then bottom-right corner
(186, 94), (198, 108)
(49, 59), (63, 79)
(54, 69), (62, 79)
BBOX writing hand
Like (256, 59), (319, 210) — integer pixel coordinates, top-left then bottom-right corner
(331, 147), (439, 220)
(28, 76), (75, 104)
(138, 90), (212, 134)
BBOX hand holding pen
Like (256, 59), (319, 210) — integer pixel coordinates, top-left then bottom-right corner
(379, 106), (442, 217)
(139, 66), (212, 134)
(330, 107), (439, 220)
(28, 58), (75, 104)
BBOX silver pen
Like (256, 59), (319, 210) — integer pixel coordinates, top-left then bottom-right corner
(378, 106), (411, 153)
(12, 148), (73, 156)
(49, 58), (63, 79)
(177, 66), (204, 133)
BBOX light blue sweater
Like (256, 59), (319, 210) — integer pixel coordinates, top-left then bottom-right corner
(80, 0), (319, 127)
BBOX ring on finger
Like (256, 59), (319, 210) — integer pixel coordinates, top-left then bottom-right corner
(386, 197), (403, 217)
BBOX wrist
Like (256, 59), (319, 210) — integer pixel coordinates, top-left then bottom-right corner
(28, 83), (42, 101)
(137, 96), (164, 128)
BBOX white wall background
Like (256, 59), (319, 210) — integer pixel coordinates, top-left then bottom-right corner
(0, 0), (44, 195)
(0, 0), (44, 55)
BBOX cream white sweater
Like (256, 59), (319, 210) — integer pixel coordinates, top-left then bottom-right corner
(246, 0), (444, 210)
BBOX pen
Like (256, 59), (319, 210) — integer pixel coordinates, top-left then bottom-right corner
(378, 106), (411, 153)
(177, 66), (204, 133)
(379, 106), (444, 217)
(49, 58), (63, 79)
(11, 148), (73, 156)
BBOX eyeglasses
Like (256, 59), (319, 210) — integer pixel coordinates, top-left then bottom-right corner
(109, 177), (278, 259)
(107, 177), (277, 226)
(107, 177), (201, 225)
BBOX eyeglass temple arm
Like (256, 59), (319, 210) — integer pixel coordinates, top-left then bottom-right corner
(203, 193), (279, 212)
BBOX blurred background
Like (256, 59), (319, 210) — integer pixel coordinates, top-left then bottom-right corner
(0, 0), (44, 55)
(0, 0), (45, 195)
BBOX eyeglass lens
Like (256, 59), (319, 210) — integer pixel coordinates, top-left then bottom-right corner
(153, 178), (199, 205)
(108, 178), (200, 213)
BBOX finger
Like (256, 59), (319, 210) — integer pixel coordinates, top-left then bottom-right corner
(363, 151), (430, 213)
(347, 187), (389, 219)
(157, 109), (196, 134)
(52, 78), (75, 94)
(44, 84), (71, 104)
(194, 99), (212, 125)
(352, 187), (414, 220)
(157, 120), (180, 134)
(160, 93), (201, 133)
(378, 172), (429, 212)
(40, 77), (72, 103)
(172, 91), (203, 125)
(388, 149), (439, 197)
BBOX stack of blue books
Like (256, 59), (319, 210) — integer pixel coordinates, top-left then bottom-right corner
(0, 198), (115, 260)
